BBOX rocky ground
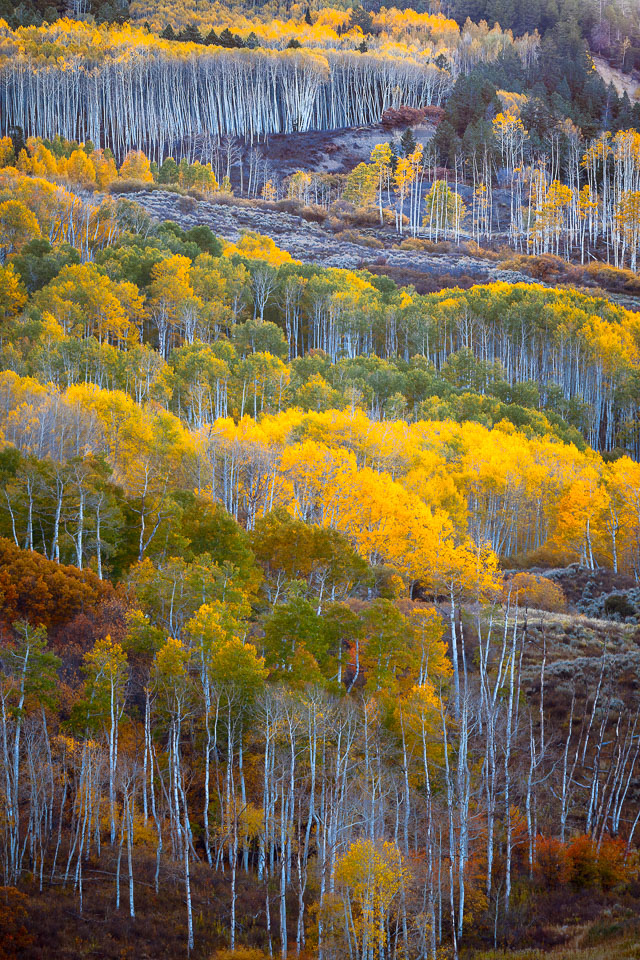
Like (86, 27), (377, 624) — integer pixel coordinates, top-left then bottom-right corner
(128, 187), (536, 285)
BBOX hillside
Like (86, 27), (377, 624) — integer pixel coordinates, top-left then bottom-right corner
(2, 2), (640, 959)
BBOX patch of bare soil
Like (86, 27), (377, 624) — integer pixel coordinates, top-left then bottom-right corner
(593, 55), (640, 101)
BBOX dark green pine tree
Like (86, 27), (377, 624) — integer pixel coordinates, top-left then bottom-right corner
(8, 125), (26, 156)
(161, 24), (175, 40)
(177, 24), (203, 43)
(218, 27), (236, 47)
(399, 127), (417, 157)
(388, 140), (399, 175)
(348, 5), (373, 34)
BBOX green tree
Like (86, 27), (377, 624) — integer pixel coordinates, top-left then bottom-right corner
(399, 127), (417, 158)
(262, 592), (329, 681)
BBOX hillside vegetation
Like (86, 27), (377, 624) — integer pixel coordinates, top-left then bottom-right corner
(2, 4), (640, 959)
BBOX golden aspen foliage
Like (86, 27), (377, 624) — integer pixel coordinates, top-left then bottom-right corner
(0, 136), (14, 167)
(63, 149), (97, 188)
(286, 170), (312, 202)
(223, 232), (298, 266)
(119, 150), (154, 182)
(334, 839), (408, 960)
(0, 199), (41, 254)
(91, 149), (119, 190)
(0, 263), (28, 322)
(261, 179), (276, 201)
(505, 572), (567, 612)
(343, 162), (378, 208)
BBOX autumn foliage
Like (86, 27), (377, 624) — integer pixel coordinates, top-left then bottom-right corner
(535, 835), (629, 892)
(0, 538), (115, 631)
(506, 573), (567, 612)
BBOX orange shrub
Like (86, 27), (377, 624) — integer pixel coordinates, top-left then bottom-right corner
(506, 572), (566, 612)
(535, 834), (631, 891)
(597, 836), (627, 890)
(534, 836), (570, 887)
(567, 834), (600, 889)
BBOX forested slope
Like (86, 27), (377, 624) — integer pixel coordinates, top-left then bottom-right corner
(2, 5), (640, 958)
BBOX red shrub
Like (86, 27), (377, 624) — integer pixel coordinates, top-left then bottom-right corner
(381, 105), (428, 128)
(423, 105), (446, 123)
(534, 836), (570, 887)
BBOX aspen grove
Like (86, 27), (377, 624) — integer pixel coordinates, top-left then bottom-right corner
(3, 4), (640, 959)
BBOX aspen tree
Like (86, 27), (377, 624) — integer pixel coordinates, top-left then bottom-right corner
(83, 636), (128, 846)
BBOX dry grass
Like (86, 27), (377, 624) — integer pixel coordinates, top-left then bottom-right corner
(470, 927), (640, 960)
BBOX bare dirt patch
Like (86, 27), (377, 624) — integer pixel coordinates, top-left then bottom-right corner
(593, 55), (640, 100)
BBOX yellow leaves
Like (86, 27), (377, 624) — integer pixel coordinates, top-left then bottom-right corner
(270, 426), (481, 595)
(394, 156), (414, 193)
(223, 231), (298, 267)
(0, 135), (13, 167)
(239, 802), (264, 842)
(614, 190), (640, 256)
(286, 170), (311, 202)
(0, 263), (27, 322)
(335, 839), (407, 954)
(370, 142), (392, 173)
(0, 198), (41, 253)
(186, 598), (249, 649)
(507, 572), (566, 612)
(178, 160), (218, 194)
(496, 89), (527, 118)
(343, 162), (378, 208)
(34, 263), (143, 345)
(18, 141), (58, 179)
(422, 179), (467, 236)
(63, 148), (96, 188)
(409, 607), (452, 680)
(429, 535), (500, 601)
(64, 381), (194, 492)
(92, 149), (118, 190)
(493, 112), (528, 173)
(612, 128), (640, 167)
(84, 634), (127, 683)
(119, 149), (153, 183)
(582, 131), (612, 169)
(551, 462), (609, 565)
(578, 183), (598, 217)
(581, 313), (639, 372)
(0, 166), (118, 254)
(261, 179), (276, 202)
(493, 112), (527, 137)
(395, 682), (442, 754)
(153, 635), (190, 686)
(150, 254), (193, 304)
